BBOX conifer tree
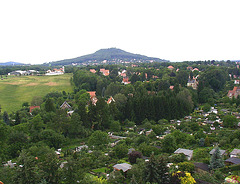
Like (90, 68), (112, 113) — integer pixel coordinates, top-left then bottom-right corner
(144, 154), (169, 184)
(209, 147), (224, 169)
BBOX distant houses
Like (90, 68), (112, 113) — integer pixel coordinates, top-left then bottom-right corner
(46, 67), (65, 75)
(227, 86), (240, 98)
(8, 70), (39, 76)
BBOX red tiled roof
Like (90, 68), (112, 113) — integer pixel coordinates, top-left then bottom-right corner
(29, 106), (40, 113)
(87, 91), (96, 97)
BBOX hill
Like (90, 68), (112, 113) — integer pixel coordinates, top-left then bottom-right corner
(0, 74), (73, 112)
(48, 48), (168, 66)
(0, 62), (25, 66)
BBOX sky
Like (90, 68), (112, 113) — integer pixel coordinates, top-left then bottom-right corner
(0, 0), (240, 64)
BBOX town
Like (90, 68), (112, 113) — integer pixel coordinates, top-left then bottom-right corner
(0, 60), (240, 184)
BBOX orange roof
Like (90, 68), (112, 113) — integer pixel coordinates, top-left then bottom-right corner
(168, 65), (174, 69)
(90, 69), (96, 73)
(107, 96), (115, 104)
(169, 86), (174, 90)
(87, 91), (96, 97)
(122, 78), (129, 82)
(29, 106), (40, 113)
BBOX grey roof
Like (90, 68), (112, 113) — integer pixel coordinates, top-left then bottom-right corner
(225, 157), (240, 165)
(60, 101), (72, 109)
(174, 148), (193, 158)
(194, 162), (209, 172)
(209, 148), (226, 156)
(113, 163), (132, 172)
(230, 149), (240, 156)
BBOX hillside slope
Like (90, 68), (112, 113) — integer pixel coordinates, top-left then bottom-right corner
(48, 48), (168, 65)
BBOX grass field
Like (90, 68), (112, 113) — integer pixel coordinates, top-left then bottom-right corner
(0, 73), (73, 113)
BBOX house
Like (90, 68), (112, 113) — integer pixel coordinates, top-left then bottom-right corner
(187, 79), (198, 89)
(209, 148), (227, 156)
(225, 157), (240, 165)
(29, 106), (40, 113)
(234, 80), (240, 84)
(187, 66), (193, 70)
(167, 65), (174, 70)
(107, 96), (115, 104)
(192, 68), (199, 72)
(87, 91), (98, 105)
(90, 69), (96, 73)
(122, 77), (131, 85)
(169, 86), (174, 90)
(100, 68), (109, 76)
(174, 148), (193, 160)
(113, 163), (132, 172)
(45, 67), (64, 75)
(227, 86), (240, 98)
(230, 149), (240, 157)
(60, 101), (72, 110)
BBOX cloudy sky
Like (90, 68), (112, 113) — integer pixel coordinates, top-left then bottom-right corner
(0, 0), (239, 64)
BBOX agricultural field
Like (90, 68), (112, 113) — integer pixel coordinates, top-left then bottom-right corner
(0, 73), (73, 112)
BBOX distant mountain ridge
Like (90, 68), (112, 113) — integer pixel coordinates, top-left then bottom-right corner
(0, 62), (25, 66)
(48, 48), (168, 65)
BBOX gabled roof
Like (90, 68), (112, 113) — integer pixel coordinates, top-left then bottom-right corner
(225, 157), (240, 165)
(113, 163), (132, 172)
(107, 96), (115, 104)
(230, 149), (240, 156)
(174, 148), (193, 158)
(60, 101), (72, 110)
(209, 148), (226, 156)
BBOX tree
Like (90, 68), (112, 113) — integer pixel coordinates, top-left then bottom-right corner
(3, 111), (9, 125)
(45, 98), (56, 112)
(209, 147), (224, 170)
(88, 130), (109, 149)
(31, 96), (43, 106)
(162, 134), (177, 153)
(223, 115), (238, 128)
(128, 151), (143, 164)
(110, 121), (121, 132)
(144, 154), (169, 184)
(178, 162), (195, 173)
(113, 143), (128, 159)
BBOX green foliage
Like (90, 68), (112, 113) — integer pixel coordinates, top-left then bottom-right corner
(88, 130), (109, 149)
(178, 162), (195, 173)
(144, 154), (170, 184)
(162, 134), (177, 153)
(209, 147), (224, 170)
(223, 115), (238, 128)
(113, 143), (128, 159)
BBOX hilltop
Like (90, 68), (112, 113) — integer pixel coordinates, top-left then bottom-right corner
(47, 48), (168, 66)
(0, 61), (25, 66)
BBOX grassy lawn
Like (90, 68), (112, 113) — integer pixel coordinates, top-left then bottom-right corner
(0, 73), (73, 113)
(92, 167), (109, 173)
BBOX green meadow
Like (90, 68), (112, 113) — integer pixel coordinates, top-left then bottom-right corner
(0, 73), (73, 113)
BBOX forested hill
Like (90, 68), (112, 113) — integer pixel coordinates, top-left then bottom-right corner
(0, 62), (25, 66)
(47, 48), (169, 66)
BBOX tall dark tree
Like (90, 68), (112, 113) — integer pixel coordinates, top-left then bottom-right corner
(144, 154), (169, 184)
(3, 111), (9, 125)
(209, 147), (224, 170)
(45, 98), (56, 112)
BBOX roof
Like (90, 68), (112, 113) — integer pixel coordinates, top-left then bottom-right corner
(87, 91), (96, 97)
(225, 157), (240, 165)
(174, 148), (193, 157)
(194, 162), (209, 172)
(29, 106), (40, 113)
(60, 101), (72, 109)
(107, 96), (115, 104)
(209, 148), (226, 156)
(167, 65), (174, 69)
(113, 163), (132, 172)
(230, 149), (240, 156)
